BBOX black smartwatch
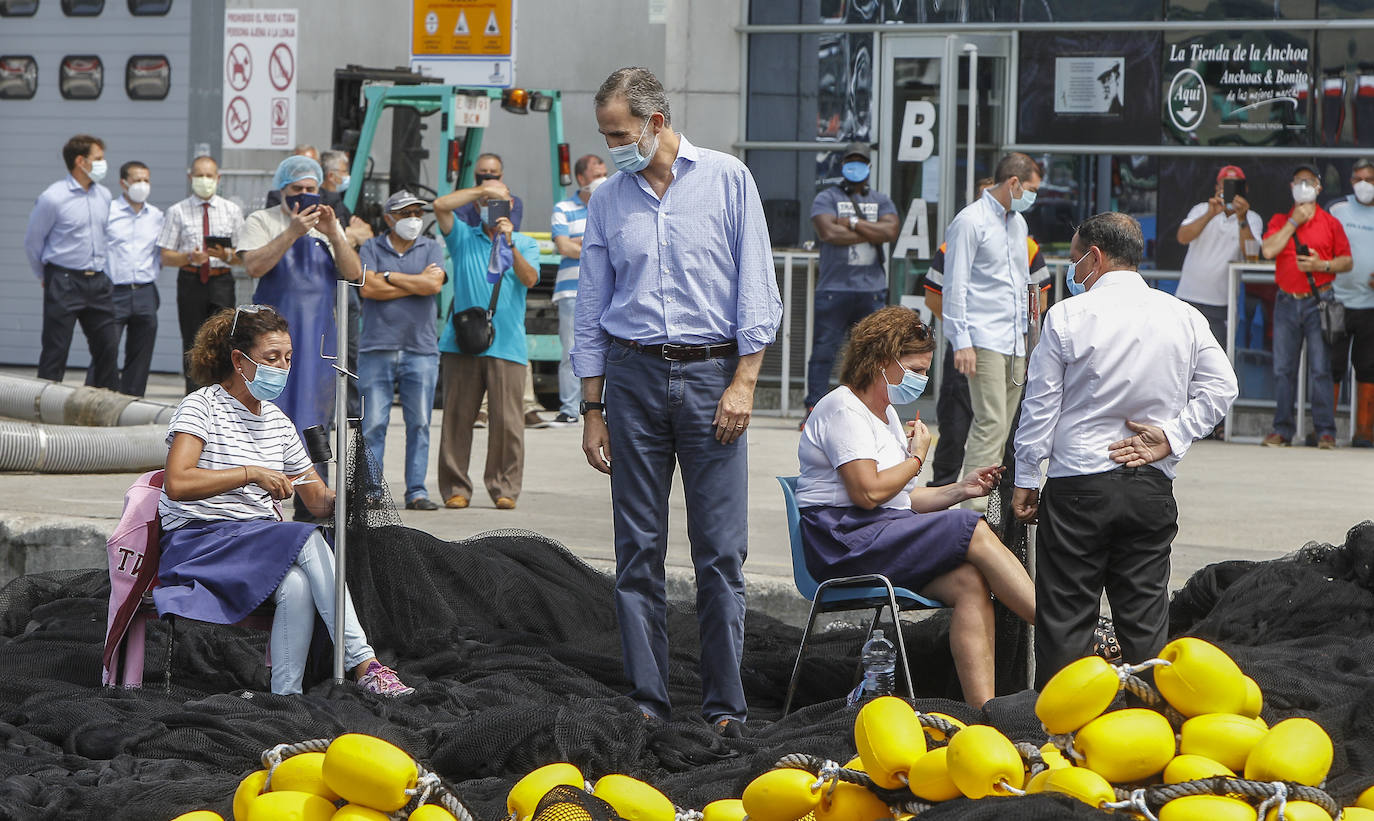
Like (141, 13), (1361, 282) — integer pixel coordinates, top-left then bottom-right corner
(579, 400), (606, 415)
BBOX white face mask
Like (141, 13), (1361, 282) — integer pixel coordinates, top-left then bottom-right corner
(191, 175), (217, 199)
(583, 175), (608, 197)
(393, 216), (423, 241)
(125, 181), (151, 203)
(1292, 181), (1319, 204)
(1354, 180), (1374, 205)
(87, 158), (108, 183)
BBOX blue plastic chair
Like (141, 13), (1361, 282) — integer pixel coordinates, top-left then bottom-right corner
(777, 475), (945, 714)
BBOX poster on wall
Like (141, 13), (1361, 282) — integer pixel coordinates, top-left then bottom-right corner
(1162, 30), (1313, 146)
(815, 0), (876, 189)
(1054, 57), (1125, 115)
(1018, 32), (1160, 145)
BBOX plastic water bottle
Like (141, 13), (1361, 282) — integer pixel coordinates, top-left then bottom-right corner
(846, 629), (897, 706)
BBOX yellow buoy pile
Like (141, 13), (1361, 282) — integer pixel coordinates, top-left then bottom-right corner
(169, 733), (467, 821)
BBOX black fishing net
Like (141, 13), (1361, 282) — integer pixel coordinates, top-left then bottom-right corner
(1, 428), (1372, 820)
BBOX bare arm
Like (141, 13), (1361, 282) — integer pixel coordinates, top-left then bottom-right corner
(853, 213), (901, 244)
(553, 235), (583, 259)
(837, 458), (924, 510)
(501, 220), (538, 288)
(1263, 204), (1312, 260)
(433, 181), (507, 236)
(240, 206), (318, 279)
(1178, 199), (1222, 245)
(581, 375), (610, 475)
(318, 206), (361, 282)
(812, 213), (867, 246)
(164, 432), (294, 502)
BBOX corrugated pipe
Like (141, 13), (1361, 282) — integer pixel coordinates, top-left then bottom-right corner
(0, 374), (177, 427)
(0, 421), (166, 473)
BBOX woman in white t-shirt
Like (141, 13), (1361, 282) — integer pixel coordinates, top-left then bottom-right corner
(155, 305), (411, 697)
(796, 307), (1035, 708)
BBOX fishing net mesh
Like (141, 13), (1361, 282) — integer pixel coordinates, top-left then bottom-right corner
(0, 429), (1372, 819)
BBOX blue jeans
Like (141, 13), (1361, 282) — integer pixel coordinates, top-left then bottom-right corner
(270, 530), (373, 695)
(557, 296), (579, 418)
(804, 289), (888, 408)
(359, 349), (439, 502)
(604, 342), (749, 723)
(1272, 291), (1336, 439)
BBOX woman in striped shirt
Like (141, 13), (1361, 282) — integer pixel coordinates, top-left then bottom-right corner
(154, 305), (411, 697)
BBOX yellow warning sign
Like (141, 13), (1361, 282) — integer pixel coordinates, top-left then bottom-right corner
(412, 0), (512, 57)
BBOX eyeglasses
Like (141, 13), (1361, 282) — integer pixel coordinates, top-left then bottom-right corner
(230, 303), (275, 336)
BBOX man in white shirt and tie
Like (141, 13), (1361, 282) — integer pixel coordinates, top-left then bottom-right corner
(1012, 212), (1238, 686)
(942, 153), (1042, 511)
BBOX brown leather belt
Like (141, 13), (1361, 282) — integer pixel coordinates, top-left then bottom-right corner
(179, 266), (230, 277)
(611, 336), (738, 362)
(1290, 284), (1333, 300)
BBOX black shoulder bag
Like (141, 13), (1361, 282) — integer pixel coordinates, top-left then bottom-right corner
(452, 241), (506, 355)
(1304, 268), (1346, 347)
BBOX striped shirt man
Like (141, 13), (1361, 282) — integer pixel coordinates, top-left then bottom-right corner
(551, 194), (589, 302)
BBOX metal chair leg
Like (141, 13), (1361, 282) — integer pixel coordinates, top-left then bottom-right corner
(882, 581), (916, 700)
(783, 597), (826, 715)
(163, 616), (175, 694)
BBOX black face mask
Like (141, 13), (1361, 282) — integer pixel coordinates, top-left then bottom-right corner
(474, 172), (501, 183)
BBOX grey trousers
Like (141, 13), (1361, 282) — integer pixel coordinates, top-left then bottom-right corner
(603, 342), (749, 723)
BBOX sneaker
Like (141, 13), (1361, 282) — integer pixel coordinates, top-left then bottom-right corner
(1318, 435), (1336, 450)
(1261, 433), (1290, 447)
(405, 496), (440, 511)
(356, 661), (414, 697)
(1354, 436), (1373, 449)
(525, 410), (550, 429)
(546, 412), (578, 427)
(473, 411), (488, 429)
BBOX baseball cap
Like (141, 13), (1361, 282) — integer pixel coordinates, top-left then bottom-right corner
(1216, 165), (1245, 181)
(842, 141), (871, 162)
(384, 190), (429, 212)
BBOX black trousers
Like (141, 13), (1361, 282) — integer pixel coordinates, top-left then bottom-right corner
(930, 345), (972, 485)
(1034, 467), (1178, 688)
(112, 283), (159, 397)
(177, 270), (236, 392)
(39, 265), (119, 389)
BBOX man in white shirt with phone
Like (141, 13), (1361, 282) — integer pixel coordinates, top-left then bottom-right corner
(1175, 165), (1263, 349)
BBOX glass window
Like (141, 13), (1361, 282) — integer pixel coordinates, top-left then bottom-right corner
(747, 34), (817, 142)
(59, 55), (102, 99)
(751, 0), (1016, 23)
(1314, 30), (1374, 146)
(1166, 0), (1314, 19)
(1320, 0), (1374, 17)
(61, 0), (102, 13)
(0, 1), (40, 16)
(128, 0), (171, 13)
(125, 55), (169, 100)
(0, 55), (38, 99)
(1022, 0), (1162, 21)
(1017, 32), (1163, 145)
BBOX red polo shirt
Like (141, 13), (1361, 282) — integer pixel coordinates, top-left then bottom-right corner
(1264, 206), (1351, 295)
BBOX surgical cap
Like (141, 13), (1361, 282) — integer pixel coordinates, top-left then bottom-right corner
(272, 155), (323, 190)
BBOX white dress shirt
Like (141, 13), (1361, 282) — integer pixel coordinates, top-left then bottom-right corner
(1014, 270), (1238, 488)
(941, 189), (1031, 355)
(105, 197), (164, 285)
(157, 194), (244, 271)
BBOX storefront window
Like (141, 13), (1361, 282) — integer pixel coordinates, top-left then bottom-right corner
(1017, 32), (1163, 145)
(746, 148), (823, 248)
(1021, 0), (1162, 21)
(747, 34), (816, 143)
(1166, 0), (1315, 19)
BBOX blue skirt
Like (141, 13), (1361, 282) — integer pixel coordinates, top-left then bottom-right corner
(799, 505), (981, 593)
(153, 519), (319, 624)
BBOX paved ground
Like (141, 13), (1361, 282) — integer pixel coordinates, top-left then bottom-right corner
(2, 369), (1371, 602)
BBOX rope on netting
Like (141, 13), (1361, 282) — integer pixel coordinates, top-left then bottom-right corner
(1255, 781), (1289, 821)
(1118, 673), (1188, 726)
(1142, 777), (1338, 818)
(1046, 732), (1086, 766)
(810, 759), (844, 803)
(260, 738), (332, 791)
(1102, 788), (1160, 821)
(674, 809), (704, 821)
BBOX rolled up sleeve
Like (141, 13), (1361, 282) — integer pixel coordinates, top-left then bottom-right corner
(1161, 312), (1239, 459)
(1014, 310), (1066, 488)
(572, 206), (611, 378)
(732, 167), (783, 355)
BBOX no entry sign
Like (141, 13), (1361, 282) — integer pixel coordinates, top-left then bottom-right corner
(222, 8), (297, 150)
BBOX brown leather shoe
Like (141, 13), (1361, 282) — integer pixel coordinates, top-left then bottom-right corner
(444, 495), (470, 509)
(1261, 433), (1290, 448)
(495, 497), (517, 510)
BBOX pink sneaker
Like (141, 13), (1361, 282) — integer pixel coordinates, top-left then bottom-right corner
(356, 661), (414, 697)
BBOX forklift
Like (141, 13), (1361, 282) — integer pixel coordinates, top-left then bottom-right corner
(333, 66), (573, 407)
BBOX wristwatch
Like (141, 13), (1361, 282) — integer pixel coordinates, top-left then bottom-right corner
(848, 216), (859, 229)
(382, 271), (392, 283)
(580, 400), (606, 415)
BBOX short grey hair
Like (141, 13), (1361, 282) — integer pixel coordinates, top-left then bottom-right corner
(1354, 158), (1374, 173)
(1076, 212), (1144, 270)
(320, 150), (349, 174)
(595, 67), (672, 126)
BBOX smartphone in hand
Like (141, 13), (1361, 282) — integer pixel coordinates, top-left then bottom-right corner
(485, 199), (512, 223)
(1296, 242), (1311, 258)
(1222, 178), (1246, 206)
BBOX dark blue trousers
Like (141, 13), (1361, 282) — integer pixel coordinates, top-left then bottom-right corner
(604, 342), (749, 723)
(803, 289), (887, 408)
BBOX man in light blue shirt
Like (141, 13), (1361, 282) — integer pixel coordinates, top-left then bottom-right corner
(432, 179), (541, 510)
(1328, 158), (1374, 447)
(550, 153), (607, 424)
(105, 160), (164, 397)
(24, 134), (119, 390)
(573, 67), (782, 730)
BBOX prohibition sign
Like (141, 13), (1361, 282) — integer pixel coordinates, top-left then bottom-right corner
(226, 43), (252, 91)
(225, 96), (252, 144)
(268, 43), (294, 91)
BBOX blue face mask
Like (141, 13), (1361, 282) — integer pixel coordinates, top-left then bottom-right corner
(284, 191), (321, 213)
(1010, 184), (1037, 213)
(479, 206), (489, 226)
(336, 174), (350, 192)
(608, 116), (657, 174)
(842, 161), (870, 183)
(239, 352), (289, 401)
(885, 362), (929, 405)
(1066, 250), (1093, 296)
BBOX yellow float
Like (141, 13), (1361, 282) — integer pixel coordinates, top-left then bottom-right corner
(945, 725), (1024, 799)
(701, 798), (747, 821)
(411, 806), (460, 821)
(508, 763), (585, 821)
(591, 775), (675, 821)
(1034, 655), (1120, 735)
(1153, 638), (1248, 717)
(1037, 743), (1070, 771)
(1179, 713), (1268, 772)
(814, 781), (892, 821)
(1036, 767), (1115, 809)
(169, 813), (222, 821)
(1164, 754), (1235, 783)
(1342, 808), (1374, 821)
(273, 752), (341, 802)
(920, 713), (966, 744)
(1240, 677), (1263, 718)
(322, 734), (419, 813)
(1243, 718), (1333, 787)
(906, 748), (960, 803)
(1074, 708), (1176, 783)
(1359, 785), (1374, 809)
(853, 697), (925, 789)
(741, 768), (822, 821)
(245, 790), (336, 821)
(1262, 802), (1331, 821)
(1158, 795), (1258, 821)
(234, 770), (269, 821)
(332, 806), (390, 821)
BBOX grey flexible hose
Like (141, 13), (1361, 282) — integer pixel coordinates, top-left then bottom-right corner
(0, 374), (177, 427)
(0, 421), (166, 473)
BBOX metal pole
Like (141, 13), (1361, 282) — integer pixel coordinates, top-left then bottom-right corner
(963, 42), (978, 207)
(332, 278), (349, 684)
(781, 253), (794, 417)
(1025, 522), (1037, 690)
(1224, 263), (1238, 442)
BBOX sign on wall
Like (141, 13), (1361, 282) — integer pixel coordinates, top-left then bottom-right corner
(222, 8), (297, 150)
(410, 0), (516, 89)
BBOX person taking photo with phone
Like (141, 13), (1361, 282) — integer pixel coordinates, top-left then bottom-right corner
(1175, 165), (1263, 351)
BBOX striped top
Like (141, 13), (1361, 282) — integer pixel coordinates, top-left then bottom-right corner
(158, 385), (313, 531)
(550, 193), (588, 302)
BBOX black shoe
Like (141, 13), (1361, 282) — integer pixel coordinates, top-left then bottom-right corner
(714, 718), (746, 738)
(547, 412), (578, 427)
(405, 497), (440, 511)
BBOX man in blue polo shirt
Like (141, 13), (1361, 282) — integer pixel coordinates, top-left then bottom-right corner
(550, 153), (607, 425)
(358, 191), (447, 510)
(432, 179), (540, 510)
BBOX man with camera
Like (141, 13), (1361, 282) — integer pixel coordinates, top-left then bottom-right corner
(1175, 165), (1263, 350)
(432, 179), (540, 510)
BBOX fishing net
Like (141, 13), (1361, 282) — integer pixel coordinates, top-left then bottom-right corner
(0, 427), (1372, 819)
